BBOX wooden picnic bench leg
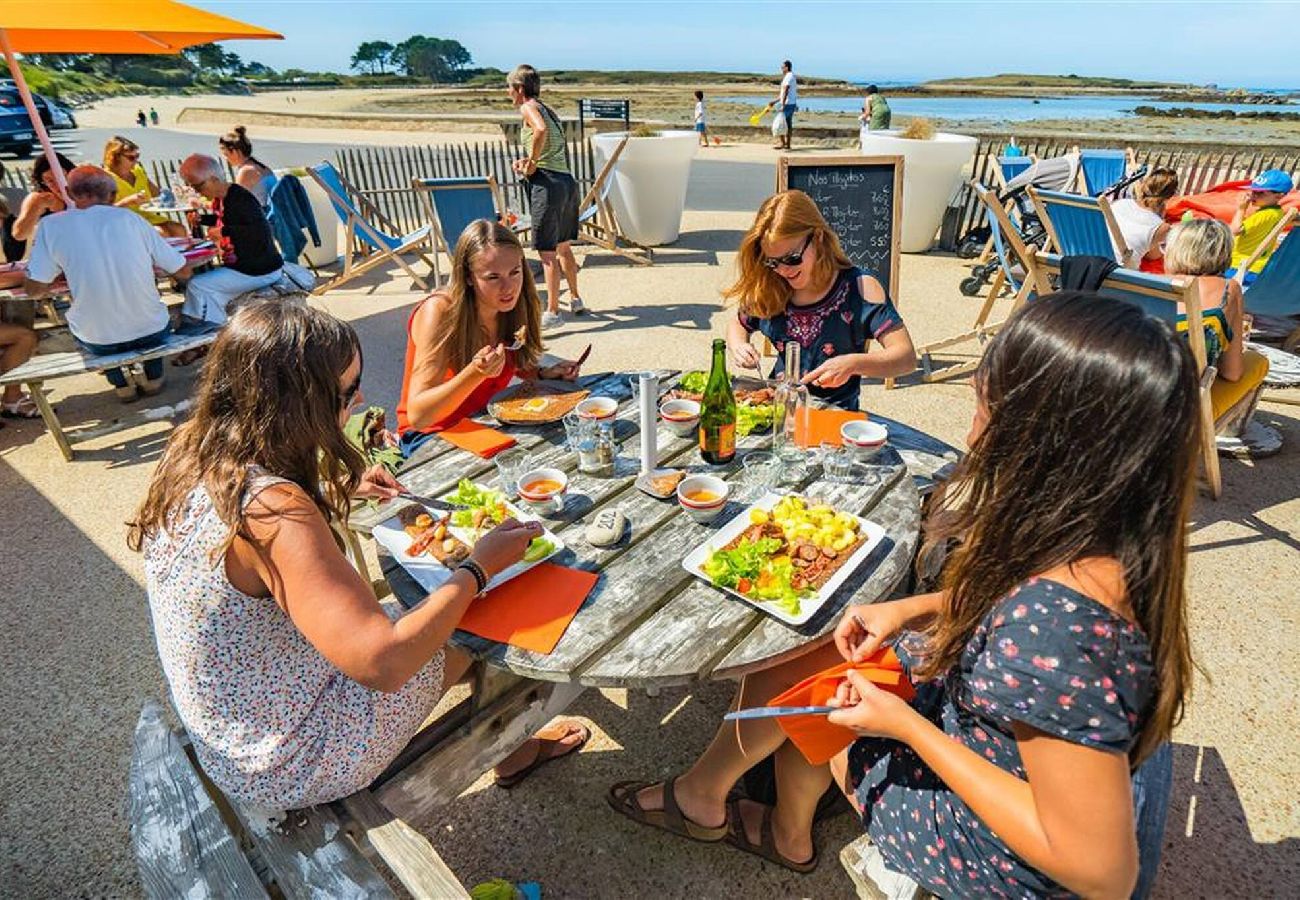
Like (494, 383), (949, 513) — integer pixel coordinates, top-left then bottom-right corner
(26, 380), (73, 461)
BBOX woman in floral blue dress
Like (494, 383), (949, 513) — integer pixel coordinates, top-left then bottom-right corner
(610, 292), (1197, 898)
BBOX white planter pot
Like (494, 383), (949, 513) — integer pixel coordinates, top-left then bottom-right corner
(859, 130), (978, 252)
(592, 130), (698, 246)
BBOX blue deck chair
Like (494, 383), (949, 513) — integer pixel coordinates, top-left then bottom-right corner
(918, 182), (1040, 382)
(1077, 148), (1131, 197)
(1033, 251), (1232, 497)
(1028, 188), (1132, 264)
(412, 175), (530, 284)
(574, 134), (652, 266)
(995, 154), (1034, 188)
(307, 161), (434, 293)
(1235, 208), (1300, 349)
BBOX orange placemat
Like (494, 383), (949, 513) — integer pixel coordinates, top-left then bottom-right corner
(769, 648), (915, 764)
(438, 418), (517, 458)
(794, 408), (867, 448)
(457, 563), (597, 654)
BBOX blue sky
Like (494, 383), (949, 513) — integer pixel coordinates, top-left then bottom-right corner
(207, 1), (1297, 89)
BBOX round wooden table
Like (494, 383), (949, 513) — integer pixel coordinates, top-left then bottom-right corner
(372, 371), (959, 688)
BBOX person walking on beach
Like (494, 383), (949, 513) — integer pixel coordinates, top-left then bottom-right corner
(507, 64), (585, 329)
(859, 85), (892, 131)
(694, 90), (710, 147)
(136, 109), (148, 129)
(776, 60), (798, 150)
(149, 107), (159, 126)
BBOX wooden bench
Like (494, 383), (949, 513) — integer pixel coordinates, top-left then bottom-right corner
(127, 702), (469, 899)
(841, 836), (931, 900)
(0, 329), (218, 461)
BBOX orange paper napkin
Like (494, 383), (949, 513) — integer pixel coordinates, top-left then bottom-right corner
(769, 648), (915, 764)
(438, 418), (517, 458)
(794, 408), (867, 448)
(456, 563), (597, 654)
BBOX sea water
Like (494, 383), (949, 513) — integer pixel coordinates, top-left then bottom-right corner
(717, 93), (1295, 122)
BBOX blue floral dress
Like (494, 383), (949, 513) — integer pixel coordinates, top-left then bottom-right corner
(848, 578), (1154, 898)
(738, 266), (903, 410)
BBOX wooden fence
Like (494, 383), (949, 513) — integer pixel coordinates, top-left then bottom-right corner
(954, 137), (1300, 241)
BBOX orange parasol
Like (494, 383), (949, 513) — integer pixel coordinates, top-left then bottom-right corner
(0, 1), (282, 195)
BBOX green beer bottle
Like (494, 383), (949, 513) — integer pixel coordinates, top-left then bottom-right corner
(699, 338), (737, 465)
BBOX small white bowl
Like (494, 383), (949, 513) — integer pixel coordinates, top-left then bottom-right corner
(576, 396), (618, 420)
(677, 474), (731, 523)
(517, 467), (568, 515)
(659, 398), (700, 438)
(840, 420), (889, 460)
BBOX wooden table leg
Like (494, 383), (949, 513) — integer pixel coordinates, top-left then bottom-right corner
(26, 380), (73, 461)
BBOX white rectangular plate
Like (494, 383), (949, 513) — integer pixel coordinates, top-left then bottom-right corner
(373, 486), (564, 594)
(681, 491), (886, 626)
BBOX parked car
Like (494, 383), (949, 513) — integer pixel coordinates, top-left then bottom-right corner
(0, 108), (35, 157)
(0, 90), (77, 131)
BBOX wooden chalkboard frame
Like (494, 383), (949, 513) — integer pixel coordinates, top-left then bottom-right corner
(776, 154), (904, 305)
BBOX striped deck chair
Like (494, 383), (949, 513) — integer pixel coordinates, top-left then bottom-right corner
(1235, 208), (1300, 405)
(576, 135), (652, 266)
(1031, 252), (1264, 499)
(917, 182), (1040, 383)
(412, 175), (530, 284)
(1076, 148), (1132, 197)
(1028, 188), (1132, 265)
(307, 161), (435, 294)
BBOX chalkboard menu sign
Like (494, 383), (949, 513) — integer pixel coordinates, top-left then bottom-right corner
(777, 155), (903, 303)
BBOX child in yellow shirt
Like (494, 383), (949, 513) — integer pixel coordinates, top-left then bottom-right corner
(1229, 169), (1293, 281)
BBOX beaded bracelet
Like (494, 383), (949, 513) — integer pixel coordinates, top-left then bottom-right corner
(456, 558), (488, 595)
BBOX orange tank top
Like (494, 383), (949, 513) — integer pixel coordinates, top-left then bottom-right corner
(395, 301), (517, 434)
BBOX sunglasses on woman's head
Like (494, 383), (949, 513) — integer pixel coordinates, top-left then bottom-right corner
(761, 232), (814, 270)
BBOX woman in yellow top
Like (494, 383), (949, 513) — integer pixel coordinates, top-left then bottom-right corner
(103, 136), (188, 238)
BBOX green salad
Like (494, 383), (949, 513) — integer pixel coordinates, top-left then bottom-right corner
(677, 372), (776, 436)
(701, 536), (810, 616)
(445, 479), (553, 562)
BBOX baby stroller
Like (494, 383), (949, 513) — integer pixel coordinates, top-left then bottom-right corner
(956, 154), (1080, 295)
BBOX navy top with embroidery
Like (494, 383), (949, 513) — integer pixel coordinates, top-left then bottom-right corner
(847, 578), (1155, 898)
(738, 266), (903, 410)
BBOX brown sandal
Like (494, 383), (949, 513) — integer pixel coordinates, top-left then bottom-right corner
(725, 797), (818, 874)
(493, 720), (590, 789)
(606, 776), (729, 843)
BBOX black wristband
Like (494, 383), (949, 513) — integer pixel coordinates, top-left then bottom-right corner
(456, 558), (488, 595)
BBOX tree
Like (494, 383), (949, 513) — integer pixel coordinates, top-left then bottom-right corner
(350, 41), (394, 75)
(391, 35), (473, 82)
(183, 43), (227, 72)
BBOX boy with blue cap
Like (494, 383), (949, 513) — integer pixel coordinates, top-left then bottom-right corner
(1229, 168), (1293, 279)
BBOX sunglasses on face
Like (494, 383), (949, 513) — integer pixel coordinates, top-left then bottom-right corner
(761, 232), (814, 270)
(341, 372), (362, 410)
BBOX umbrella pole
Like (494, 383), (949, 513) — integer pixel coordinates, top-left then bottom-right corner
(0, 29), (70, 203)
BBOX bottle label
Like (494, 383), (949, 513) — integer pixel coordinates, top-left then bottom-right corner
(701, 423), (735, 458)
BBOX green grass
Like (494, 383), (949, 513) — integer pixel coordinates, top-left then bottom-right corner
(925, 72), (1189, 90)
(463, 68), (853, 89)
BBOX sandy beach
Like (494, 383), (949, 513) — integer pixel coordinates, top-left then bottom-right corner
(1, 105), (1297, 898)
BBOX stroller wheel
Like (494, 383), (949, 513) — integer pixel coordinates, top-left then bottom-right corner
(960, 276), (984, 297)
(956, 239), (982, 260)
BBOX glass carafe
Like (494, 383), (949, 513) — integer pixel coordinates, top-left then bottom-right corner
(773, 341), (810, 483)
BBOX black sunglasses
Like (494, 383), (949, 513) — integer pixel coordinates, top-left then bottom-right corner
(761, 232), (814, 270)
(341, 371), (362, 410)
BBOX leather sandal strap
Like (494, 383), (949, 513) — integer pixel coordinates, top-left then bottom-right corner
(760, 805), (777, 857)
(661, 776), (687, 833)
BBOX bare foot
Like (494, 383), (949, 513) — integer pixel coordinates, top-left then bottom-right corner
(733, 797), (814, 865)
(493, 718), (588, 783)
(633, 775), (726, 830)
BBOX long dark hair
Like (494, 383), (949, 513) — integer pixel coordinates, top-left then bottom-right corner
(917, 291), (1199, 765)
(32, 152), (75, 191)
(129, 301), (365, 558)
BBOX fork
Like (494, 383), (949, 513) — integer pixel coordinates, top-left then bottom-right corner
(505, 326), (527, 352)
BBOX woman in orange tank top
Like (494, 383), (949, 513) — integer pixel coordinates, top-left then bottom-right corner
(397, 219), (582, 457)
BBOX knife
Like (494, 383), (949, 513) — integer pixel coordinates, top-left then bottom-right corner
(398, 491), (468, 512)
(575, 343), (593, 368)
(724, 705), (836, 721)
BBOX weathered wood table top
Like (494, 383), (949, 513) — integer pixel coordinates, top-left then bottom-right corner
(368, 370), (960, 688)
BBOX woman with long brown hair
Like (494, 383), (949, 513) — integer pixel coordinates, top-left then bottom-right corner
(131, 300), (587, 808)
(611, 292), (1197, 897)
(396, 218), (582, 457)
(723, 190), (915, 409)
(1110, 166), (1178, 271)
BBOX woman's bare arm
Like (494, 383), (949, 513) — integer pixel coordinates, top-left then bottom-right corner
(12, 193), (55, 241)
(402, 295), (489, 431)
(1217, 279), (1245, 382)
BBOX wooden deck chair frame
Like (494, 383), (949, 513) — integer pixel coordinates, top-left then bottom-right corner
(1028, 187), (1132, 264)
(917, 182), (1040, 383)
(1232, 207), (1300, 406)
(575, 136), (653, 266)
(1031, 252), (1225, 498)
(307, 164), (435, 295)
(412, 174), (521, 285)
(1071, 145), (1137, 196)
(973, 153), (1039, 265)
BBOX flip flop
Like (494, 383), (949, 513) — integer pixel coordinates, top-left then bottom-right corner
(725, 797), (818, 874)
(0, 394), (40, 419)
(493, 720), (590, 790)
(606, 776), (729, 843)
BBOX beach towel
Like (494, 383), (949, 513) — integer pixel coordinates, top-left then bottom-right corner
(1166, 180), (1300, 225)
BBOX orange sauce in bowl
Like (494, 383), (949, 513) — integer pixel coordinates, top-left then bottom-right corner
(523, 478), (563, 496)
(683, 489), (720, 503)
(663, 410), (697, 421)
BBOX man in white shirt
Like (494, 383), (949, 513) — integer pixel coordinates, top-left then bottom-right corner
(777, 60), (799, 150)
(25, 165), (192, 401)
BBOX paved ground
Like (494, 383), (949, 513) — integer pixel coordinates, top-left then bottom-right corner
(0, 123), (1296, 898)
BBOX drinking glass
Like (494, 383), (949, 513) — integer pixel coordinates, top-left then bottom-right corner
(741, 450), (780, 500)
(493, 448), (532, 498)
(628, 371), (657, 403)
(562, 411), (587, 451)
(820, 442), (856, 483)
